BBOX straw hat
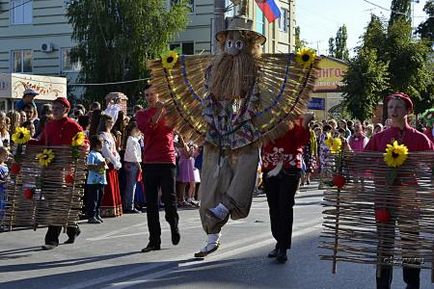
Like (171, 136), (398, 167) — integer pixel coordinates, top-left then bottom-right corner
(215, 16), (266, 45)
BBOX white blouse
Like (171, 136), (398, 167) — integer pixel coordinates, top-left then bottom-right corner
(99, 131), (122, 170)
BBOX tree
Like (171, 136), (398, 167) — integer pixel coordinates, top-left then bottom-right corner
(416, 0), (434, 45)
(66, 0), (190, 105)
(386, 18), (433, 113)
(342, 47), (389, 121)
(361, 15), (387, 58)
(328, 25), (349, 61)
(294, 26), (307, 51)
(328, 37), (335, 57)
(389, 0), (411, 27)
(334, 25), (350, 61)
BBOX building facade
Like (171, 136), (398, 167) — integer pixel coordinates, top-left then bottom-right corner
(171, 0), (296, 55)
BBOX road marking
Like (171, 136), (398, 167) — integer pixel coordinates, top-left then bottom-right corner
(60, 219), (321, 289)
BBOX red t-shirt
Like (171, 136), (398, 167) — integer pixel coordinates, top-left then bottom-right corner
(261, 120), (310, 172)
(136, 108), (175, 164)
(30, 117), (83, 146)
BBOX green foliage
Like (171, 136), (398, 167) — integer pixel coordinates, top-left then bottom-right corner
(66, 0), (190, 106)
(328, 25), (349, 61)
(334, 25), (349, 61)
(389, 0), (411, 27)
(294, 26), (307, 52)
(328, 37), (335, 57)
(416, 0), (434, 45)
(342, 13), (434, 120)
(342, 48), (389, 121)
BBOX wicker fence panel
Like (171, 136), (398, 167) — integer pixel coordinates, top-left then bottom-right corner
(320, 151), (434, 272)
(1, 145), (87, 230)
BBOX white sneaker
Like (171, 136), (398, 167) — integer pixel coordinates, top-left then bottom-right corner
(208, 203), (229, 220)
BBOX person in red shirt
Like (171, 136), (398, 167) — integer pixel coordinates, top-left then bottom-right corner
(364, 92), (433, 289)
(29, 97), (85, 250)
(135, 83), (180, 253)
(261, 113), (313, 263)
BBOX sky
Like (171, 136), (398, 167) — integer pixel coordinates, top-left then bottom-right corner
(295, 0), (430, 56)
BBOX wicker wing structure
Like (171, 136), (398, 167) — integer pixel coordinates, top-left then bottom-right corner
(147, 53), (319, 147)
(320, 151), (434, 274)
(2, 145), (87, 230)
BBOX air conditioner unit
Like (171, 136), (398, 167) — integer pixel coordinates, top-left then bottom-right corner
(41, 42), (53, 53)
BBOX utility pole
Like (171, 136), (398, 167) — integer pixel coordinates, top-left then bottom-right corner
(213, 0), (226, 54)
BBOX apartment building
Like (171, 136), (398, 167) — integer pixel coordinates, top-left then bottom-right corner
(0, 0), (296, 107)
(171, 0), (296, 54)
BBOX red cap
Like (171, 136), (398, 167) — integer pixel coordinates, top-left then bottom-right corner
(53, 97), (71, 109)
(385, 92), (413, 113)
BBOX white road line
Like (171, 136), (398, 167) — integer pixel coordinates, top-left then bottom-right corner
(59, 219), (321, 289)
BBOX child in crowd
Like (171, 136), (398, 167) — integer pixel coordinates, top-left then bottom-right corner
(21, 121), (36, 138)
(0, 146), (9, 230)
(122, 121), (142, 213)
(86, 135), (107, 224)
(176, 136), (199, 207)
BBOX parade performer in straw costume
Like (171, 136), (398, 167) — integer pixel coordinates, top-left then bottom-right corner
(364, 92), (433, 289)
(147, 16), (319, 257)
(29, 97), (87, 250)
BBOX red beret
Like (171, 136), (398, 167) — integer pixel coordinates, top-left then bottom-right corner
(385, 92), (413, 113)
(53, 97), (71, 109)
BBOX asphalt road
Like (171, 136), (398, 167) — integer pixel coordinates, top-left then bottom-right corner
(1, 183), (433, 289)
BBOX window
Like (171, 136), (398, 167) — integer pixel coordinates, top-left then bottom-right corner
(278, 8), (288, 32)
(10, 0), (32, 25)
(170, 0), (194, 12)
(12, 50), (32, 73)
(169, 42), (194, 55)
(61, 48), (82, 72)
(255, 5), (264, 35)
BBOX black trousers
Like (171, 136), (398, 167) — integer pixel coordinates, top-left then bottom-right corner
(143, 163), (179, 246)
(45, 225), (79, 246)
(376, 218), (421, 289)
(264, 168), (301, 250)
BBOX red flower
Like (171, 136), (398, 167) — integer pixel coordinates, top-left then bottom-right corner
(23, 188), (34, 200)
(11, 163), (21, 175)
(65, 174), (74, 184)
(333, 174), (346, 189)
(375, 208), (391, 223)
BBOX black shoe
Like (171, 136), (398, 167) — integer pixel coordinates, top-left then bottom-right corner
(268, 248), (278, 258)
(64, 227), (81, 244)
(276, 248), (287, 263)
(171, 226), (181, 246)
(141, 243), (161, 253)
(96, 215), (104, 223)
(88, 217), (101, 224)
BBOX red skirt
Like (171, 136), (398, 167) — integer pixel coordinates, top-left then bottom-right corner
(100, 165), (123, 217)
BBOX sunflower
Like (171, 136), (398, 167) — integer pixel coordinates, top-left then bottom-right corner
(295, 48), (316, 68)
(383, 141), (408, 168)
(12, 127), (31, 145)
(161, 50), (179, 70)
(71, 131), (86, 147)
(324, 132), (342, 153)
(36, 149), (55, 167)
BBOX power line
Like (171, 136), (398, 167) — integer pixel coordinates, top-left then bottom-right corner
(0, 72), (150, 86)
(0, 0), (33, 15)
(361, 0), (434, 18)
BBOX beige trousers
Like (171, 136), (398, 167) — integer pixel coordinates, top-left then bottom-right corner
(198, 143), (260, 234)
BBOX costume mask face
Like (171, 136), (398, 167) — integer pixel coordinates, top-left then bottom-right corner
(224, 36), (245, 56)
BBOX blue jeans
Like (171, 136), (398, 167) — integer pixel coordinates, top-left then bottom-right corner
(86, 184), (105, 219)
(123, 162), (140, 211)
